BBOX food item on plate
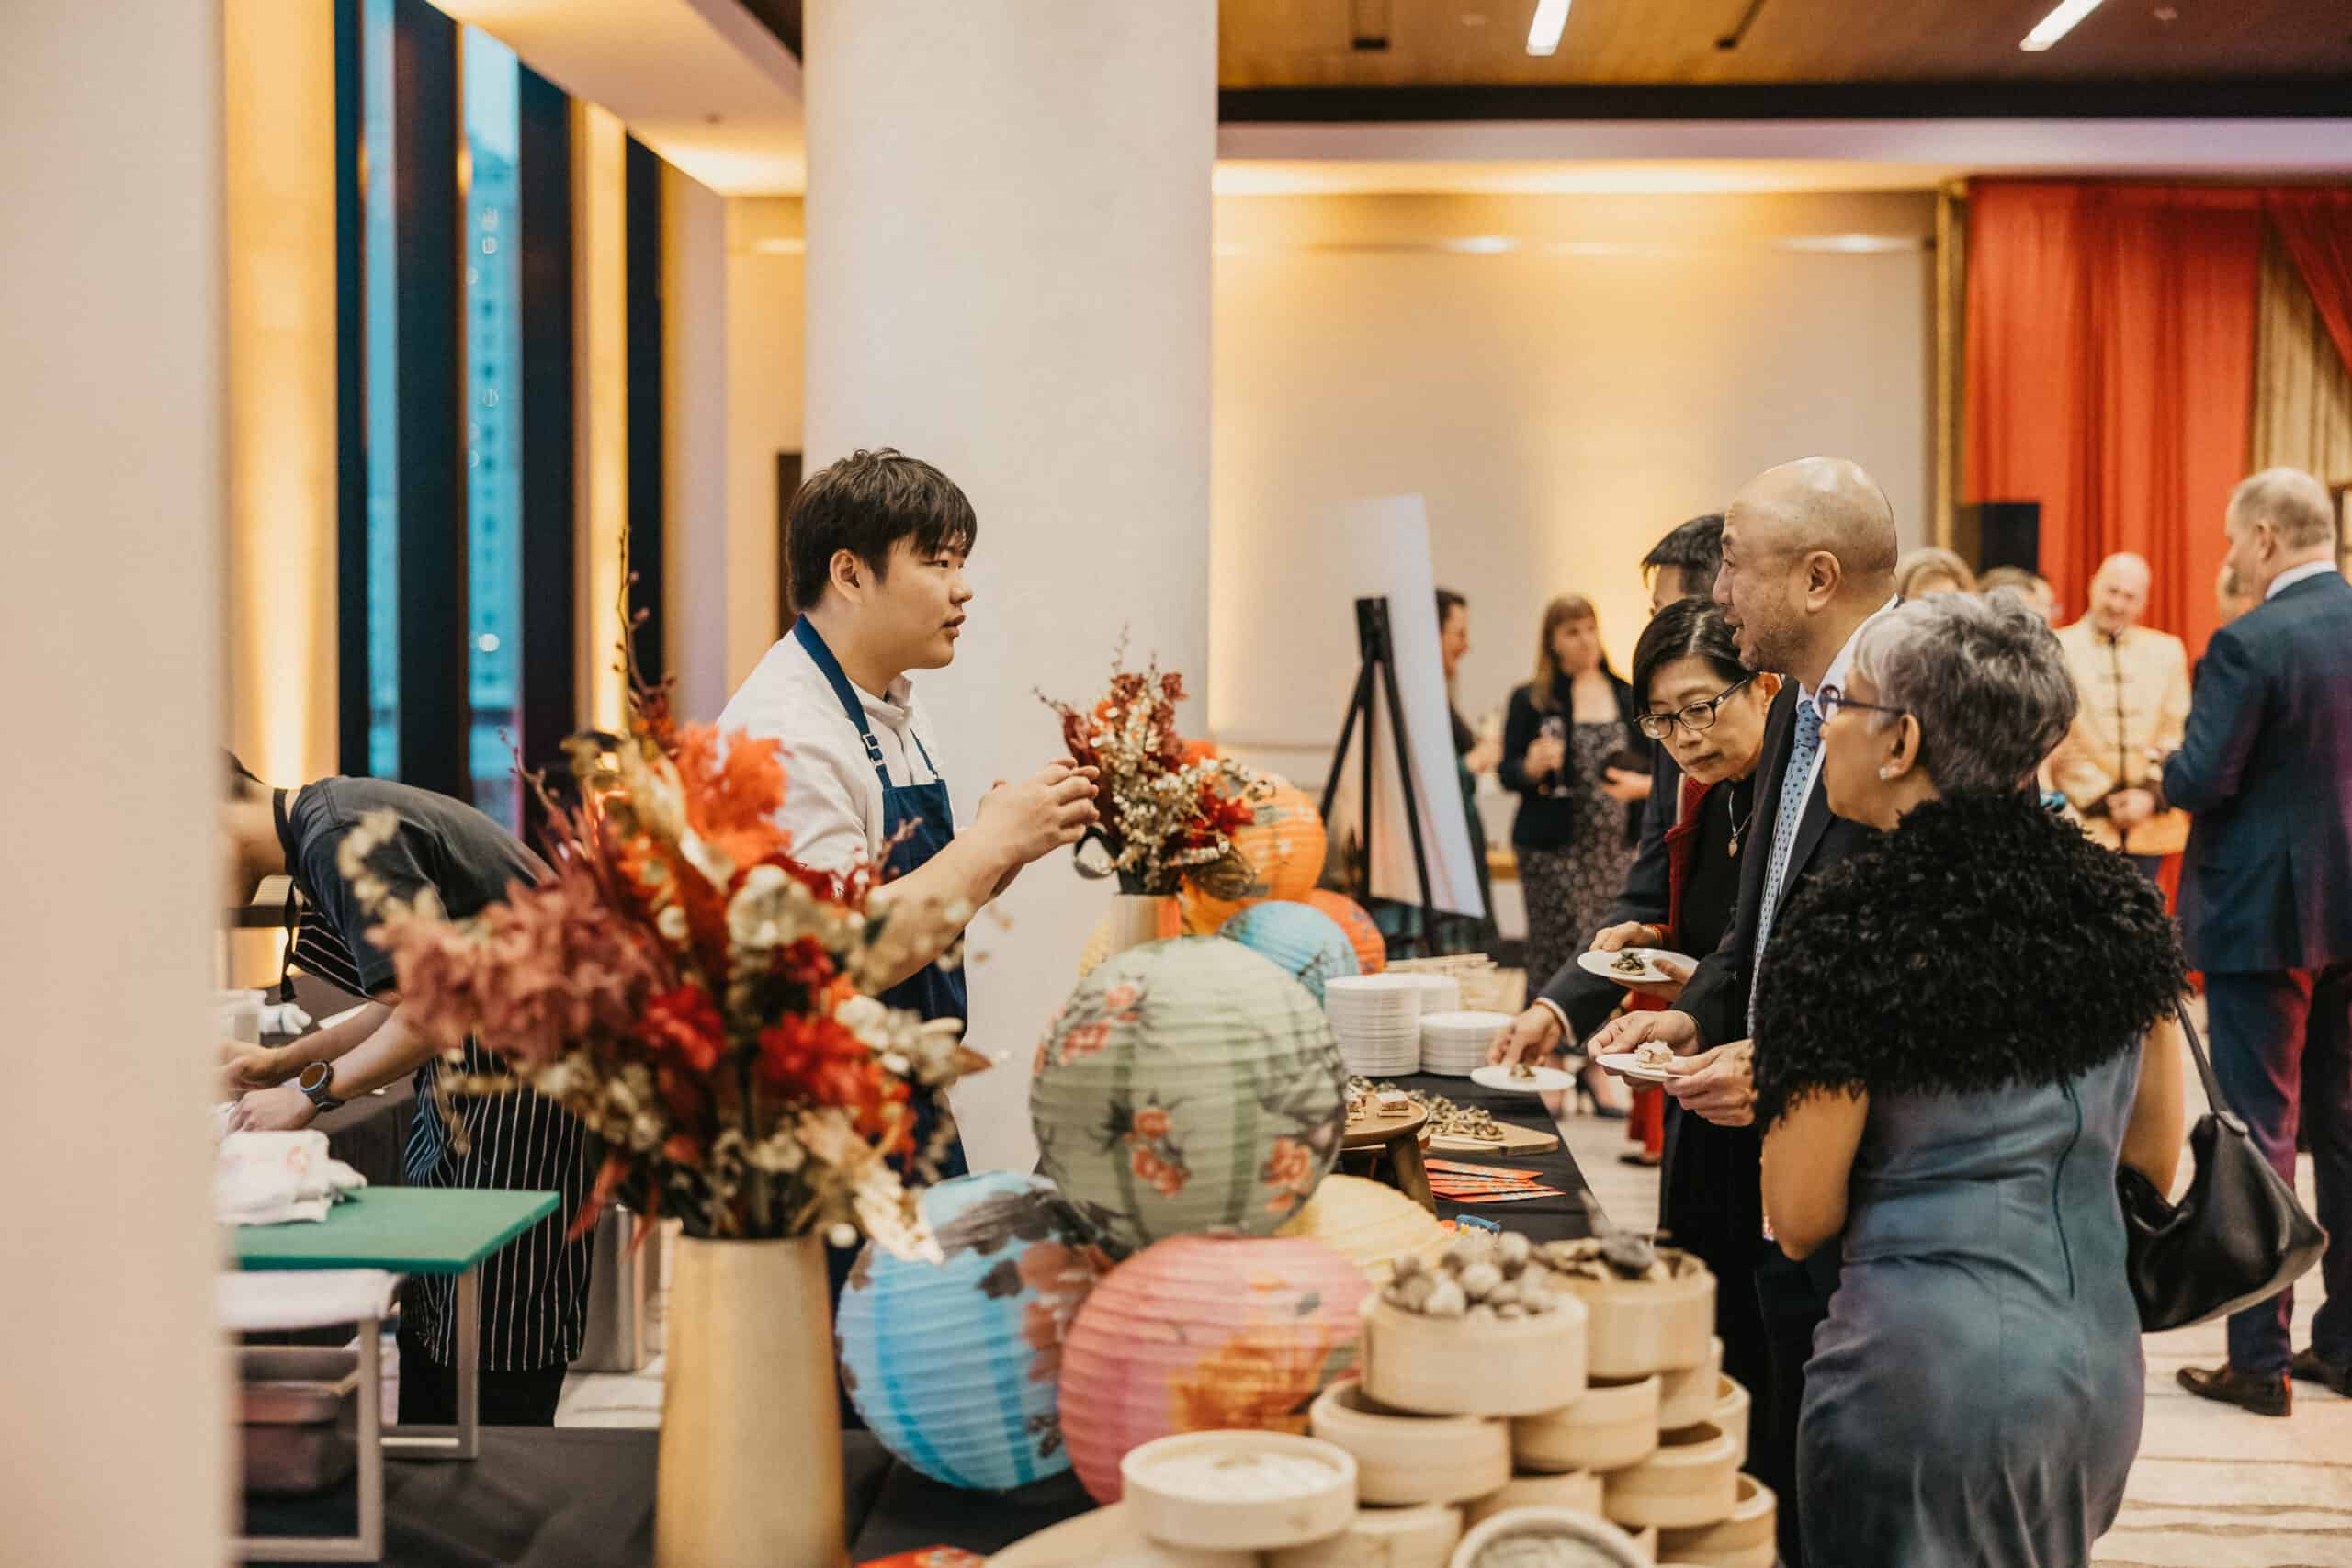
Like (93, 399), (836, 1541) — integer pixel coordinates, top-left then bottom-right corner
(1382, 1230), (1561, 1320)
(1610, 949), (1650, 976)
(1508, 1059), (1536, 1081)
(1632, 1041), (1674, 1069)
(1536, 1235), (1707, 1287)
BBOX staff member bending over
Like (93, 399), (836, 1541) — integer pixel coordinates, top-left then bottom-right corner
(218, 758), (589, 1427)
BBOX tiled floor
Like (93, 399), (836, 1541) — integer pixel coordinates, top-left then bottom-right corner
(563, 1035), (2351, 1568)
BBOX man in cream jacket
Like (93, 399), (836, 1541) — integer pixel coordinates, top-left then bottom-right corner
(2049, 552), (2190, 876)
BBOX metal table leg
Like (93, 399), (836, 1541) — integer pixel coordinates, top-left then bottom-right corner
(236, 1314), (388, 1562)
(383, 1268), (481, 1461)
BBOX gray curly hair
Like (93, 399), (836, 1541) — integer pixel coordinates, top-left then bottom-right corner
(1849, 589), (2077, 795)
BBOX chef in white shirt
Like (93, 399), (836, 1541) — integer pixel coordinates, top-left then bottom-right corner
(717, 446), (1100, 1183)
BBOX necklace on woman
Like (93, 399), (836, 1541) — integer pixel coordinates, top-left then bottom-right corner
(1726, 782), (1757, 858)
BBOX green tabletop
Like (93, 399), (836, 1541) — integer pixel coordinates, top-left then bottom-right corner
(232, 1188), (560, 1274)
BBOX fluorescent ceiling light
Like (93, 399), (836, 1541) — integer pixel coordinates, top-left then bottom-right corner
(2019, 0), (2104, 51)
(1526, 0), (1570, 57)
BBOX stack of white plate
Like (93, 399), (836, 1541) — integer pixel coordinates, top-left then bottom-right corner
(1325, 975), (1425, 1077)
(1419, 1010), (1514, 1077)
(1396, 974), (1463, 1017)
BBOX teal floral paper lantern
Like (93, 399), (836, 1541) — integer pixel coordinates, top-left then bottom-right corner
(835, 1170), (1112, 1492)
(1030, 937), (1347, 1255)
(1217, 899), (1361, 1004)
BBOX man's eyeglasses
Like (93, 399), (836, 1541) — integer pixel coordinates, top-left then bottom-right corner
(1637, 676), (1755, 740)
(1815, 684), (1907, 723)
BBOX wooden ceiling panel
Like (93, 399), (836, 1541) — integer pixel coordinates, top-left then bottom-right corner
(1218, 0), (2352, 86)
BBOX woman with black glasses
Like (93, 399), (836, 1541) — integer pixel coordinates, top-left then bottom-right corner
(1586, 596), (1781, 1416)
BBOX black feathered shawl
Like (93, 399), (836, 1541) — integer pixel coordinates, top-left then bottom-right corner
(1751, 791), (2186, 1130)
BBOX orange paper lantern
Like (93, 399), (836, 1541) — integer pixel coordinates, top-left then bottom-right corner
(1057, 1235), (1369, 1504)
(1305, 888), (1385, 975)
(1182, 780), (1328, 933)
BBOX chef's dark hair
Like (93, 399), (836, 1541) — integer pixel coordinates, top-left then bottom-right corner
(1631, 596), (1748, 711)
(785, 448), (978, 615)
(224, 750), (267, 802)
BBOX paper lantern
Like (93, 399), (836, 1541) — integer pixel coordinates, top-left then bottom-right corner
(1057, 1235), (1370, 1503)
(1276, 1174), (1450, 1286)
(1076, 897), (1184, 979)
(1217, 901), (1360, 1005)
(1182, 780), (1328, 931)
(1304, 888), (1385, 975)
(1032, 938), (1347, 1255)
(836, 1171), (1112, 1492)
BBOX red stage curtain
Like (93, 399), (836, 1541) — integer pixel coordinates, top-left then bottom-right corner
(1964, 182), (2263, 660)
(2267, 187), (2352, 378)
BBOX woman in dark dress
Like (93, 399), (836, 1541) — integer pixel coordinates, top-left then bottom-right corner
(1756, 592), (2187, 1567)
(1500, 595), (1649, 1110)
(1589, 597), (1780, 1427)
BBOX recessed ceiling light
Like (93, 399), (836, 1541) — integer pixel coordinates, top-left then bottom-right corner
(2019, 0), (2105, 51)
(1526, 0), (1570, 57)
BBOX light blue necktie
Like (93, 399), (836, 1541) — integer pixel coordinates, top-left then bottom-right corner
(1748, 695), (1823, 1034)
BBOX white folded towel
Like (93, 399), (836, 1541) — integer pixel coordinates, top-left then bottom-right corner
(218, 1269), (402, 1332)
(217, 1130), (368, 1226)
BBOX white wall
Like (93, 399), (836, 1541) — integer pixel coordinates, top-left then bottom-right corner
(663, 164), (733, 721)
(719, 197), (806, 698)
(1, 5), (231, 1562)
(1209, 190), (1934, 789)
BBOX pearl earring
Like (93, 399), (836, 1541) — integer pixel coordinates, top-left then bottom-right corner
(1878, 765), (1898, 780)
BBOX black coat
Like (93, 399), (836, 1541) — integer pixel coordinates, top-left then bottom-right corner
(1498, 672), (1644, 852)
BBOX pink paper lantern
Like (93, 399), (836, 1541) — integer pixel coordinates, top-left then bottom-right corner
(1057, 1234), (1370, 1504)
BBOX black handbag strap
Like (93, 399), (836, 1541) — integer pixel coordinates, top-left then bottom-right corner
(2170, 995), (2237, 1130)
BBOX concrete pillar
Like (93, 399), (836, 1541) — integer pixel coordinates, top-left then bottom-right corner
(0, 5), (232, 1562)
(803, 0), (1216, 1168)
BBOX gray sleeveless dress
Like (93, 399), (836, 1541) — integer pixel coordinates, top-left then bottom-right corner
(1797, 1054), (2146, 1567)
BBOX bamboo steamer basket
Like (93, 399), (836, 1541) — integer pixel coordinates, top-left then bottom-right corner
(1600, 1421), (1741, 1530)
(1654, 1475), (1777, 1568)
(1120, 1431), (1358, 1553)
(1308, 1380), (1510, 1506)
(1655, 1338), (1723, 1429)
(1463, 1470), (1605, 1527)
(1629, 1524), (1657, 1562)
(1268, 1502), (1463, 1568)
(1541, 1248), (1716, 1380)
(1709, 1376), (1750, 1469)
(1359, 1294), (1589, 1417)
(1510, 1373), (1659, 1474)
(1446, 1507), (1650, 1568)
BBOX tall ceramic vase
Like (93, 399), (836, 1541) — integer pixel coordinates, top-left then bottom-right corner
(657, 1233), (846, 1568)
(1103, 892), (1172, 959)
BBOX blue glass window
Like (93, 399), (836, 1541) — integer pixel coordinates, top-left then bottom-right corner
(462, 26), (523, 829)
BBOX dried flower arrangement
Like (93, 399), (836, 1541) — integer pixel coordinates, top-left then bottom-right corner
(1039, 638), (1269, 897)
(345, 637), (982, 1258)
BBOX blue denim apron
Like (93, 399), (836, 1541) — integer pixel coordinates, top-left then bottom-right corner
(795, 619), (973, 1423)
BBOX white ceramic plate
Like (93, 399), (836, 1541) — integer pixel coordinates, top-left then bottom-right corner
(1596, 1050), (1676, 1085)
(1469, 1064), (1578, 1094)
(1576, 947), (1697, 986)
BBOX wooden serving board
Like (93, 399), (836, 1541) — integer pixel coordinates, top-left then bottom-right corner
(1428, 1122), (1559, 1156)
(1340, 1109), (1428, 1150)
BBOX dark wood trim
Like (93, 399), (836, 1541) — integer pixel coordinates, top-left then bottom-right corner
(737, 0), (801, 60)
(516, 63), (575, 832)
(624, 135), (665, 687)
(1218, 77), (2352, 124)
(775, 450), (802, 636)
(334, 0), (368, 777)
(391, 0), (469, 797)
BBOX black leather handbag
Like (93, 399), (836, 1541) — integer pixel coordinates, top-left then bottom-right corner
(2116, 998), (2328, 1333)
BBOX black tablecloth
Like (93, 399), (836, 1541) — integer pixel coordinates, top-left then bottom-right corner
(240, 1430), (896, 1567)
(1392, 1068), (1605, 1242)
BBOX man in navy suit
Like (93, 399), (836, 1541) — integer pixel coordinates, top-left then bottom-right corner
(2165, 468), (2352, 1417)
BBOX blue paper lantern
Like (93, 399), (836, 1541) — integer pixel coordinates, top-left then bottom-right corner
(1217, 899), (1361, 1004)
(835, 1171), (1111, 1492)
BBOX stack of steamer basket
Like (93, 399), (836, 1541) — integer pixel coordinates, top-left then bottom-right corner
(1287, 1231), (1772, 1568)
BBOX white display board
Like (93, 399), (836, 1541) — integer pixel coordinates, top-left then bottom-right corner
(1325, 496), (1487, 919)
